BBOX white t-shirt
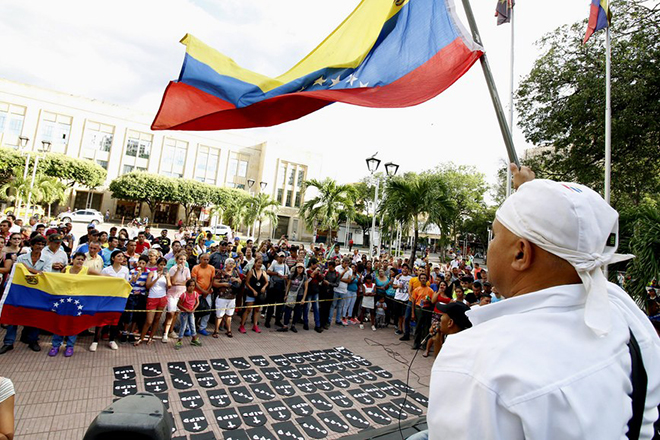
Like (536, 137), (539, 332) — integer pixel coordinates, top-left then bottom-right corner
(394, 275), (412, 302)
(101, 265), (130, 281)
(147, 272), (168, 298)
(335, 266), (352, 294)
(268, 261), (289, 279)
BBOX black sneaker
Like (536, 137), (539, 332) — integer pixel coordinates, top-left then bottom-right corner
(128, 334), (137, 343)
(399, 335), (410, 341)
(275, 321), (283, 328)
(119, 333), (128, 343)
(265, 321), (271, 328)
(0, 345), (13, 355)
(276, 327), (288, 333)
(314, 327), (323, 333)
(395, 330), (403, 335)
(290, 326), (298, 333)
(322, 323), (330, 330)
(28, 342), (41, 352)
(303, 324), (309, 331)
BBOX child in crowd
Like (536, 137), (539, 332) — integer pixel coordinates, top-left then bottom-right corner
(176, 279), (202, 349)
(375, 296), (387, 328)
(359, 275), (377, 331)
(121, 255), (149, 342)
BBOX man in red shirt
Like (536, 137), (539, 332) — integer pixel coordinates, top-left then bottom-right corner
(135, 231), (151, 254)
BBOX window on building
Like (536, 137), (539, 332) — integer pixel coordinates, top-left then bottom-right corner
(288, 169), (295, 185)
(123, 164), (134, 174)
(96, 160), (108, 170)
(236, 183), (245, 190)
(286, 190), (293, 207)
(294, 192), (302, 208)
(82, 121), (114, 155)
(0, 102), (26, 147)
(238, 160), (248, 177)
(160, 138), (188, 178)
(277, 163), (286, 187)
(195, 145), (220, 184)
(297, 169), (305, 187)
(39, 111), (72, 150)
(125, 130), (152, 159)
(277, 188), (284, 204)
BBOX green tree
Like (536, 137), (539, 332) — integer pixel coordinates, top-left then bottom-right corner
(109, 172), (173, 217)
(299, 178), (356, 243)
(173, 179), (211, 225)
(35, 175), (68, 218)
(380, 172), (455, 264)
(40, 154), (106, 188)
(515, 0), (659, 209)
(243, 193), (280, 240)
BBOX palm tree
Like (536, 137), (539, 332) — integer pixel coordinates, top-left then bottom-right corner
(35, 175), (68, 218)
(379, 172), (455, 264)
(299, 178), (356, 243)
(0, 174), (32, 206)
(243, 193), (279, 240)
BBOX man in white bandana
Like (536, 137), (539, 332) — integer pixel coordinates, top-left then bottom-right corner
(426, 165), (660, 440)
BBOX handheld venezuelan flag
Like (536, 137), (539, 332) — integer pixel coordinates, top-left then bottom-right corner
(151, 0), (483, 131)
(584, 0), (612, 44)
(0, 264), (131, 336)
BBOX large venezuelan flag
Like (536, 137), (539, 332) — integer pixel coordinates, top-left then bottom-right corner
(151, 0), (483, 131)
(0, 264), (131, 335)
(584, 0), (611, 44)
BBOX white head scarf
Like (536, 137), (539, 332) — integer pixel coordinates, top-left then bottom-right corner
(496, 179), (634, 336)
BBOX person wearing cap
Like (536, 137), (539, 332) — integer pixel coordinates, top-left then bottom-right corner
(76, 230), (100, 254)
(426, 166), (660, 440)
(277, 262), (309, 333)
(78, 223), (97, 246)
(42, 233), (68, 273)
(264, 252), (289, 328)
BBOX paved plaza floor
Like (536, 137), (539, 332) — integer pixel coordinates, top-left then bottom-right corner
(1, 320), (433, 439)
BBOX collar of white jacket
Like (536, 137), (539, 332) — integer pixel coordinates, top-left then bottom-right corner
(496, 179), (634, 336)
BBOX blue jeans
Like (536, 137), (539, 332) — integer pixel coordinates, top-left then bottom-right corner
(342, 290), (358, 318)
(404, 301), (413, 336)
(3, 325), (39, 346)
(179, 312), (196, 338)
(198, 295), (212, 330)
(302, 293), (320, 327)
(328, 290), (345, 324)
(52, 334), (77, 348)
(407, 430), (429, 440)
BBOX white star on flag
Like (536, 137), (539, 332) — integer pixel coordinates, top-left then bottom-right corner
(359, 81), (369, 87)
(77, 312), (82, 316)
(59, 299), (65, 304)
(313, 76), (326, 86)
(74, 300), (80, 305)
(77, 305), (83, 310)
(329, 75), (342, 87)
(53, 302), (59, 308)
(66, 297), (73, 303)
(346, 74), (358, 86)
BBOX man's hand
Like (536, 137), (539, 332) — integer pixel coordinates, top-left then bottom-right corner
(510, 163), (535, 190)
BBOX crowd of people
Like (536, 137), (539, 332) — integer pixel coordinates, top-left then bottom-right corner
(0, 212), (501, 359)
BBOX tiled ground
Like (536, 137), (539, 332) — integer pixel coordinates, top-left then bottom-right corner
(1, 319), (433, 440)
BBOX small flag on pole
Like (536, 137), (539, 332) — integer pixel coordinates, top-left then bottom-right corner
(584, 0), (612, 44)
(495, 0), (515, 26)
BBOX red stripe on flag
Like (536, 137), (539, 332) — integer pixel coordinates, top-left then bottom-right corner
(0, 305), (122, 336)
(152, 39), (482, 131)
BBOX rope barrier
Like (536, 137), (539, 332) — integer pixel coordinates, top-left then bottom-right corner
(121, 292), (443, 314)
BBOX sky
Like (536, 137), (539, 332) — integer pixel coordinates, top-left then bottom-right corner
(0, 0), (591, 191)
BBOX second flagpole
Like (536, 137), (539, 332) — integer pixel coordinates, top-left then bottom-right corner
(505, 4), (515, 197)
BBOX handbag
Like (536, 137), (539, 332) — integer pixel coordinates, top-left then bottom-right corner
(285, 275), (306, 309)
(195, 294), (211, 317)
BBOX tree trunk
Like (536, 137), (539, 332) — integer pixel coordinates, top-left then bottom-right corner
(258, 219), (262, 241)
(48, 203), (51, 219)
(410, 225), (419, 267)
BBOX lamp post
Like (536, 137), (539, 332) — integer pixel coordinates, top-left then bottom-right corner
(25, 140), (51, 220)
(259, 181), (267, 192)
(14, 136), (31, 214)
(366, 155), (381, 256)
(246, 179), (256, 236)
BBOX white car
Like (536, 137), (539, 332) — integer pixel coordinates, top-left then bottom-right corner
(208, 224), (232, 238)
(58, 209), (104, 225)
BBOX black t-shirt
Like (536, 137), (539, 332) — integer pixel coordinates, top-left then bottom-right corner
(153, 236), (172, 254)
(465, 291), (478, 304)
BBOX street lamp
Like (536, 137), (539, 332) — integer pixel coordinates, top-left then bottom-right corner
(247, 179), (255, 189)
(14, 137), (31, 214)
(366, 155), (399, 256)
(25, 141), (51, 219)
(365, 155), (381, 174)
(384, 162), (399, 177)
(259, 181), (267, 191)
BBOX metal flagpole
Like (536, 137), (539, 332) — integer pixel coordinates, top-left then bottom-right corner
(461, 0), (520, 168)
(505, 4), (515, 197)
(604, 28), (611, 205)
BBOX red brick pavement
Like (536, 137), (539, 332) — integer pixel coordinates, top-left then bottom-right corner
(1, 321), (434, 439)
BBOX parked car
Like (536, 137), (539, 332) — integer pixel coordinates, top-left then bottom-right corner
(58, 209), (104, 225)
(4, 205), (45, 219)
(208, 224), (232, 238)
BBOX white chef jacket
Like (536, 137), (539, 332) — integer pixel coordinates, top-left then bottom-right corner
(428, 283), (660, 440)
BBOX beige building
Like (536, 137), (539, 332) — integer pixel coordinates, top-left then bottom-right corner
(0, 78), (321, 240)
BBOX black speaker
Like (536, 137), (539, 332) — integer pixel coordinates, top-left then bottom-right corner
(83, 392), (173, 440)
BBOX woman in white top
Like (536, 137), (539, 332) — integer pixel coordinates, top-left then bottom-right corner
(0, 377), (14, 440)
(162, 253), (191, 343)
(90, 250), (130, 352)
(135, 257), (170, 346)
